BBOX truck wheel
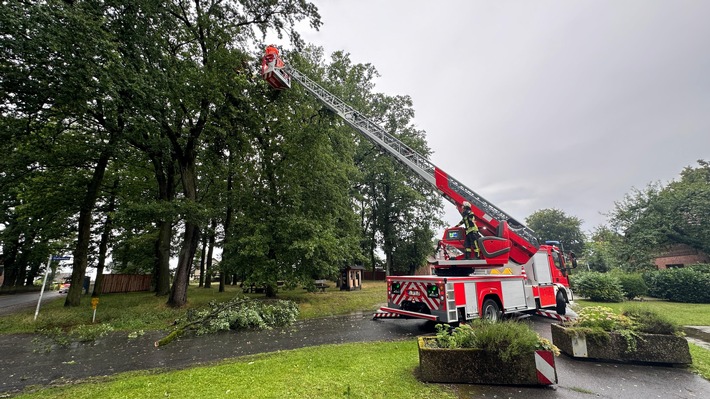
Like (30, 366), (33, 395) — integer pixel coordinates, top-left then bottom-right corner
(556, 292), (567, 315)
(481, 299), (501, 322)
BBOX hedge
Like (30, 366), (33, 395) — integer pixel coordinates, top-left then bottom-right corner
(644, 267), (710, 303)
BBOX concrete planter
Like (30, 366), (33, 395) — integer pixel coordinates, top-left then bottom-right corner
(551, 323), (691, 364)
(417, 337), (557, 386)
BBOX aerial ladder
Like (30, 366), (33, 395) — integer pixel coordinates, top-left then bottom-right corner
(262, 46), (577, 321)
(262, 46), (539, 267)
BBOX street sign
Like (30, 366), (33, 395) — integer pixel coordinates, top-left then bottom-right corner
(52, 256), (71, 261)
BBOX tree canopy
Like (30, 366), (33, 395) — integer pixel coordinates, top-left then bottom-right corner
(607, 160), (710, 270)
(525, 208), (585, 255)
(0, 0), (443, 305)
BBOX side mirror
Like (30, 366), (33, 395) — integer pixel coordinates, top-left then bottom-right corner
(569, 252), (578, 269)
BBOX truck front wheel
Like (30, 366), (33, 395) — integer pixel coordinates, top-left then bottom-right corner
(556, 291), (567, 315)
(481, 299), (501, 322)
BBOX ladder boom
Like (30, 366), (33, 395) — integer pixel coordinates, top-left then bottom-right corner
(268, 57), (540, 262)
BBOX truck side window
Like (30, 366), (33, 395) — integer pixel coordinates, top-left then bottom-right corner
(551, 252), (562, 270)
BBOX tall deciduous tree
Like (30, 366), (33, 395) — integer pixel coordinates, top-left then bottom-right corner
(526, 208), (586, 255)
(313, 49), (443, 276)
(225, 51), (359, 296)
(609, 160), (710, 270)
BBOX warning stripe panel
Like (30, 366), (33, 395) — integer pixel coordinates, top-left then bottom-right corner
(535, 350), (557, 385)
(535, 309), (575, 323)
(390, 281), (442, 311)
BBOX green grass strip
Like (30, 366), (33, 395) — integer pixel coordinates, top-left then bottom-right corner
(690, 343), (710, 380)
(13, 340), (455, 399)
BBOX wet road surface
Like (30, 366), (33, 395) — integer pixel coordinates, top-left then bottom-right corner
(0, 291), (62, 316)
(0, 313), (709, 398)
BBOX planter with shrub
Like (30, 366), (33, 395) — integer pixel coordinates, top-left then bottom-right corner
(418, 321), (558, 386)
(551, 305), (691, 364)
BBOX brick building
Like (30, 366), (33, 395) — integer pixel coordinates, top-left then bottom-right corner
(654, 243), (709, 269)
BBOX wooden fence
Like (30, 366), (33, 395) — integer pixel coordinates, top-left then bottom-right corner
(363, 270), (386, 281)
(99, 274), (151, 294)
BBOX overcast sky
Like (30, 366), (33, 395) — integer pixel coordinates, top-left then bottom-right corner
(288, 0), (710, 234)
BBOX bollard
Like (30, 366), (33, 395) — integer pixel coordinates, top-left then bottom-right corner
(91, 297), (100, 323)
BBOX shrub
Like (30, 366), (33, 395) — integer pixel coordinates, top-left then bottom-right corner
(563, 306), (634, 351)
(689, 263), (710, 274)
(644, 267), (710, 303)
(570, 271), (624, 302)
(433, 320), (559, 361)
(574, 306), (633, 331)
(621, 304), (680, 335)
(614, 272), (648, 300)
(563, 305), (680, 353)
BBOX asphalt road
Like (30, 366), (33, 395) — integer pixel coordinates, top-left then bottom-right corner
(0, 290), (62, 316)
(0, 309), (709, 398)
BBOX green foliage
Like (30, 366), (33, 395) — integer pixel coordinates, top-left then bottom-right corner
(644, 267), (710, 303)
(525, 208), (586, 255)
(585, 226), (624, 272)
(570, 271), (624, 302)
(433, 320), (559, 361)
(576, 298), (710, 326)
(575, 306), (633, 331)
(621, 304), (680, 335)
(566, 305), (680, 353)
(70, 323), (116, 342)
(608, 161), (710, 271)
(563, 306), (634, 351)
(156, 296), (299, 346)
(33, 324), (115, 351)
(610, 271), (648, 300)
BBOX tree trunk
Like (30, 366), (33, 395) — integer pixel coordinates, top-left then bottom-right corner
(154, 220), (172, 296)
(152, 156), (175, 296)
(204, 218), (217, 289)
(168, 222), (200, 307)
(199, 233), (207, 287)
(65, 146), (112, 307)
(0, 238), (19, 289)
(220, 155), (234, 294)
(219, 272), (226, 292)
(93, 178), (118, 297)
(167, 160), (200, 308)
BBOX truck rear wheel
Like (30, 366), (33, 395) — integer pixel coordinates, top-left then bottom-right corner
(481, 299), (501, 322)
(556, 291), (567, 315)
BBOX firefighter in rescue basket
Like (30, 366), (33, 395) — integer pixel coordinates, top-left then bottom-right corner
(454, 201), (481, 259)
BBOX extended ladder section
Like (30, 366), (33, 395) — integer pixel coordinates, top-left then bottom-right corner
(274, 61), (539, 263)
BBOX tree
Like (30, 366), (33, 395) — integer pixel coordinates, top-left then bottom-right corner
(224, 50), (360, 296)
(585, 225), (623, 272)
(525, 208), (586, 255)
(609, 160), (710, 271)
(315, 50), (443, 276)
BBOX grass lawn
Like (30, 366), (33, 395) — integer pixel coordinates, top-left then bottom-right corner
(690, 343), (710, 380)
(12, 341), (456, 399)
(575, 298), (710, 326)
(0, 281), (387, 335)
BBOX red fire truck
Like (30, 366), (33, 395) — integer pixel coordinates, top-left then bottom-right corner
(262, 47), (577, 324)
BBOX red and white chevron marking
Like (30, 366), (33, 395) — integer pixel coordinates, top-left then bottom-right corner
(390, 281), (442, 311)
(535, 309), (575, 322)
(534, 350), (557, 385)
(372, 312), (400, 319)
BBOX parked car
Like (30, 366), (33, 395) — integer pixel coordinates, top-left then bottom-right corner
(58, 278), (71, 294)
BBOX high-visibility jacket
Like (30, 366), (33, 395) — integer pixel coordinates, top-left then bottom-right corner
(457, 209), (479, 235)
